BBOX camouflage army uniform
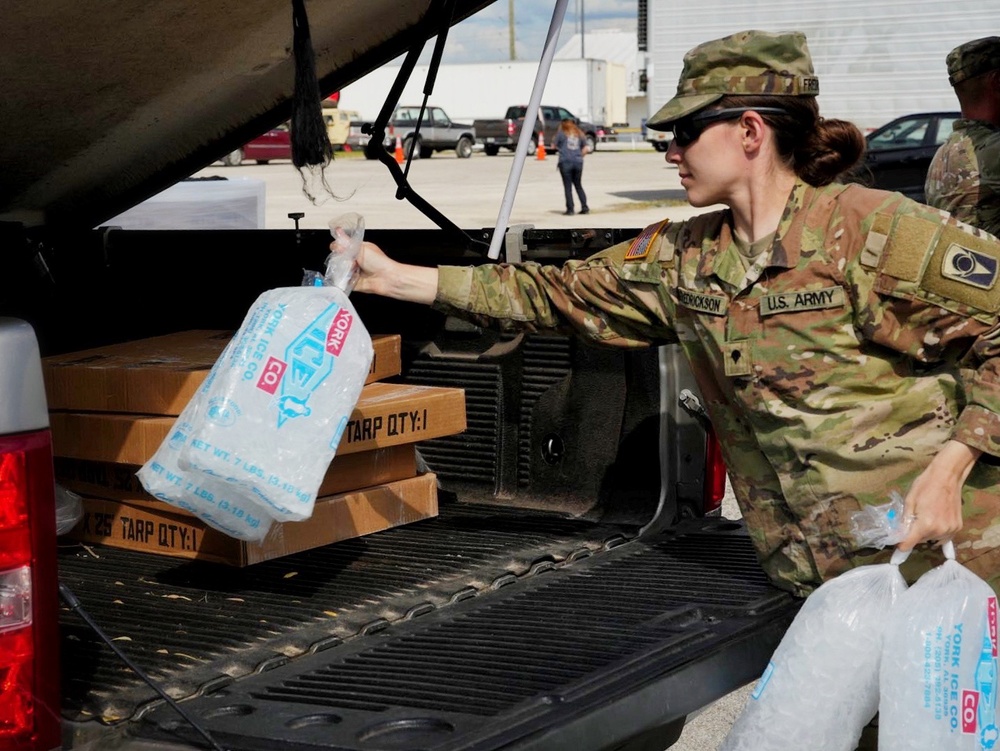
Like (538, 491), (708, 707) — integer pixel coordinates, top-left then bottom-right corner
(925, 119), (1000, 237)
(434, 180), (1000, 598)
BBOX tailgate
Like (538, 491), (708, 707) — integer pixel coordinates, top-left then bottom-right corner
(60, 505), (796, 751)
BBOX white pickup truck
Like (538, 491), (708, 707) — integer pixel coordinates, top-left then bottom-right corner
(370, 105), (477, 159)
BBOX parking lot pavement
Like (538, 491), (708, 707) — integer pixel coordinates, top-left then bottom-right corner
(672, 685), (752, 750)
(195, 148), (750, 751)
(195, 147), (715, 233)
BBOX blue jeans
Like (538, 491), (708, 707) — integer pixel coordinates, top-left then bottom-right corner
(558, 162), (587, 212)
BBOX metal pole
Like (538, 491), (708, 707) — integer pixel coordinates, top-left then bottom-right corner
(577, 0), (582, 58)
(509, 0), (516, 60)
(487, 0), (570, 260)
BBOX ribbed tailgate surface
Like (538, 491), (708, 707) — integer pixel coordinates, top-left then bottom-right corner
(136, 523), (795, 751)
(58, 501), (637, 723)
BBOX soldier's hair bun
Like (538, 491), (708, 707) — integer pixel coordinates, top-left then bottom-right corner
(716, 94), (865, 186)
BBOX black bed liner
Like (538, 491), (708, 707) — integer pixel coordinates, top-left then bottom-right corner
(58, 499), (797, 750)
(57, 499), (632, 723)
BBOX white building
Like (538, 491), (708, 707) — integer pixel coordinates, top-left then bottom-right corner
(555, 30), (647, 128)
(643, 0), (995, 132)
(339, 2), (992, 137)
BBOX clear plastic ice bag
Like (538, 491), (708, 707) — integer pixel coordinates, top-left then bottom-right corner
(137, 390), (273, 541)
(850, 490), (909, 549)
(879, 542), (999, 750)
(175, 284), (373, 520)
(325, 212), (364, 292)
(54, 483), (83, 535)
(720, 551), (910, 751)
(138, 214), (373, 536)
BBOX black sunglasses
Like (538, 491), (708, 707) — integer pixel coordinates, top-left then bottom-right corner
(670, 107), (788, 147)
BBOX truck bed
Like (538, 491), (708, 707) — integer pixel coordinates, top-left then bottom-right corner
(470, 119), (511, 139)
(59, 500), (796, 751)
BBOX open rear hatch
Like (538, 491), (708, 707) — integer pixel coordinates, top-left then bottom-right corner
(1, 0), (496, 229)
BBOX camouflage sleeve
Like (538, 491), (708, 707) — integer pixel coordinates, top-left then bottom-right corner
(858, 200), (1000, 456)
(433, 241), (677, 348)
(972, 128), (1000, 238)
(925, 136), (980, 225)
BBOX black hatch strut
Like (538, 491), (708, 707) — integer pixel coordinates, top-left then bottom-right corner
(364, 0), (489, 253)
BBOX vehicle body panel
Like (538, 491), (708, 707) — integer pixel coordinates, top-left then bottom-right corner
(0, 319), (49, 436)
(243, 123), (292, 163)
(846, 111), (962, 201)
(0, 319), (61, 751)
(346, 119), (371, 151)
(647, 128), (671, 152)
(325, 108), (356, 149)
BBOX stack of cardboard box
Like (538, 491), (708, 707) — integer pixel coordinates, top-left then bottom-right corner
(44, 330), (466, 565)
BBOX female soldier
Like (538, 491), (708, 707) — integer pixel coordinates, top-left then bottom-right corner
(339, 29), (1000, 599)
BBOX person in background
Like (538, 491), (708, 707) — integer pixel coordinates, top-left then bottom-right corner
(553, 118), (589, 216)
(339, 29), (1000, 617)
(925, 36), (1000, 236)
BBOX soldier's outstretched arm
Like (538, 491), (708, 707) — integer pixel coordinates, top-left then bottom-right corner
(342, 237), (678, 348)
(349, 241), (439, 305)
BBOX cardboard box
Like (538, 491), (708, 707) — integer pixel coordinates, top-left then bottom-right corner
(49, 382), (466, 465)
(43, 330), (402, 415)
(54, 444), (417, 503)
(64, 472), (438, 566)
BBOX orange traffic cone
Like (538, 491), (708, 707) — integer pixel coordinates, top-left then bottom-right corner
(394, 136), (405, 163)
(535, 132), (546, 161)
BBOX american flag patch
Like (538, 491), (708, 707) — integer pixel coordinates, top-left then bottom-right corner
(625, 220), (670, 262)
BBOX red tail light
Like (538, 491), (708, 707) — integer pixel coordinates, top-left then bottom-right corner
(703, 427), (726, 515)
(0, 429), (60, 751)
(506, 121), (516, 137)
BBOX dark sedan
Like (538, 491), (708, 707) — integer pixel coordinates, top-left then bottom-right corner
(846, 111), (961, 202)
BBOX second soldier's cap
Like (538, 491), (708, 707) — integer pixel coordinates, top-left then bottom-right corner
(947, 36), (1000, 86)
(646, 30), (819, 130)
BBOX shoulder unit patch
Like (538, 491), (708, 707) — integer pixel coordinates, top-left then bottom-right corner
(919, 224), (1000, 313)
(940, 244), (998, 290)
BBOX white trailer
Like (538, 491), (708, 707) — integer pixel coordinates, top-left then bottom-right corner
(339, 58), (625, 127)
(644, 0), (995, 149)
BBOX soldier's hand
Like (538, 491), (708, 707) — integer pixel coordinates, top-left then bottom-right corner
(329, 239), (439, 305)
(353, 241), (395, 295)
(897, 440), (979, 551)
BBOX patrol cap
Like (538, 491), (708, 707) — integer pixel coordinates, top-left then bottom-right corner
(946, 36), (1000, 86)
(646, 30), (820, 130)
